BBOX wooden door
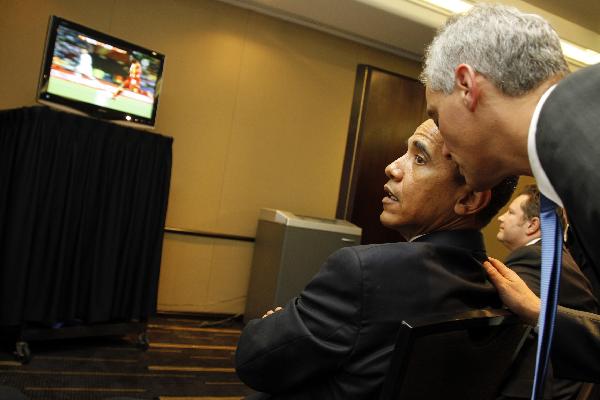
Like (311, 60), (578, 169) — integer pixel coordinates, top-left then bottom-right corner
(337, 65), (427, 244)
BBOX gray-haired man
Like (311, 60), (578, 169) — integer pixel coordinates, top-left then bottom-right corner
(421, 3), (600, 382)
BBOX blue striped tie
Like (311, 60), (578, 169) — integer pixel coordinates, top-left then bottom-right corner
(531, 194), (563, 399)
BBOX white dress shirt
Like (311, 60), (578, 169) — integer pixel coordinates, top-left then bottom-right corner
(527, 85), (564, 207)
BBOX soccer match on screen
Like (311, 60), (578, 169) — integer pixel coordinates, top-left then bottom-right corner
(47, 24), (162, 118)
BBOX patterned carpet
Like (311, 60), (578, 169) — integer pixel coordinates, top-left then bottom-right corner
(0, 315), (256, 399)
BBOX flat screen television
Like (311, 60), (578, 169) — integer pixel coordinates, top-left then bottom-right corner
(37, 16), (165, 128)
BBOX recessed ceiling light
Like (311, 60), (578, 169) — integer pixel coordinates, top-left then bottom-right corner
(408, 0), (599, 66)
(417, 0), (473, 14)
(560, 40), (600, 66)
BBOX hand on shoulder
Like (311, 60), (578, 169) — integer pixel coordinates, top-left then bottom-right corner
(483, 257), (541, 325)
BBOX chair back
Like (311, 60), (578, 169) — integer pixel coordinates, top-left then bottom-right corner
(576, 383), (598, 400)
(379, 309), (530, 400)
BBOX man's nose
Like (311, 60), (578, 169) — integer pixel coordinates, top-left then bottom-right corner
(385, 158), (403, 180)
(498, 213), (505, 222)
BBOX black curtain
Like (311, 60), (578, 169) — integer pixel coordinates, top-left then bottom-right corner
(0, 106), (172, 326)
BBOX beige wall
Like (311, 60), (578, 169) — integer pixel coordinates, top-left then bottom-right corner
(0, 0), (424, 314)
(0, 0), (546, 315)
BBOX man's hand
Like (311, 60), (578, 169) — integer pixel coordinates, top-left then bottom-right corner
(262, 306), (283, 318)
(483, 257), (541, 325)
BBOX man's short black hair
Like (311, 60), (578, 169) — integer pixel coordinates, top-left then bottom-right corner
(476, 176), (519, 227)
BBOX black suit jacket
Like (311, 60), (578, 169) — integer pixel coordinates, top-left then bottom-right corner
(499, 243), (598, 399)
(536, 63), (600, 382)
(235, 230), (501, 399)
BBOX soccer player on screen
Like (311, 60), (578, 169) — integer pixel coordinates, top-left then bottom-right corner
(112, 56), (142, 99)
(75, 48), (95, 80)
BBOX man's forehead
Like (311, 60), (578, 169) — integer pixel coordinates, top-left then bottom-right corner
(510, 194), (528, 210)
(412, 120), (441, 145)
(425, 89), (445, 115)
(425, 87), (436, 101)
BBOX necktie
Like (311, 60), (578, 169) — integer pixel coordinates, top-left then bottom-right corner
(531, 195), (563, 399)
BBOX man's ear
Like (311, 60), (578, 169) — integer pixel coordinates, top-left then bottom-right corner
(526, 216), (541, 235)
(454, 189), (491, 216)
(455, 64), (480, 112)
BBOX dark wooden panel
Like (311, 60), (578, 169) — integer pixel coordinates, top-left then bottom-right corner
(337, 65), (427, 244)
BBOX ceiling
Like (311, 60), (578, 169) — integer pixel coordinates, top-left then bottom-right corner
(522, 0), (600, 33)
(216, 0), (600, 62)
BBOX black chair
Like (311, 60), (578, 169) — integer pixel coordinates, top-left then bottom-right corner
(576, 383), (599, 400)
(379, 309), (531, 400)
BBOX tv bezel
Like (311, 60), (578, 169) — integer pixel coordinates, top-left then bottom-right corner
(37, 15), (165, 128)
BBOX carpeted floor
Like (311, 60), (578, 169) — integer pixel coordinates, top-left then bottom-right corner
(0, 315), (256, 399)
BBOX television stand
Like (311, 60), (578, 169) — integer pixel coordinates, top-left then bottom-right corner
(9, 320), (149, 364)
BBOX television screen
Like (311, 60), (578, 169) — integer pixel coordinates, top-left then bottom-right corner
(37, 16), (165, 127)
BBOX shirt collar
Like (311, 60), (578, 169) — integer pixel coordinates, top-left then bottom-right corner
(525, 237), (541, 246)
(408, 233), (425, 242)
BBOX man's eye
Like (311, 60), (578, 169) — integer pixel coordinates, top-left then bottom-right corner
(415, 155), (426, 165)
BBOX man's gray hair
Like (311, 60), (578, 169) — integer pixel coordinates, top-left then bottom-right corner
(421, 4), (569, 96)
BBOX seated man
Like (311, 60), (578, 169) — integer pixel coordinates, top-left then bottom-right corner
(235, 119), (518, 399)
(496, 185), (598, 400)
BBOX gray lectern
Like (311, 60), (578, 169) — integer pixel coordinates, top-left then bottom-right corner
(244, 208), (362, 322)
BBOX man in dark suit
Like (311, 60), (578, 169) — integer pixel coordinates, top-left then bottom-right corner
(235, 119), (518, 399)
(420, 3), (600, 381)
(496, 185), (598, 399)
